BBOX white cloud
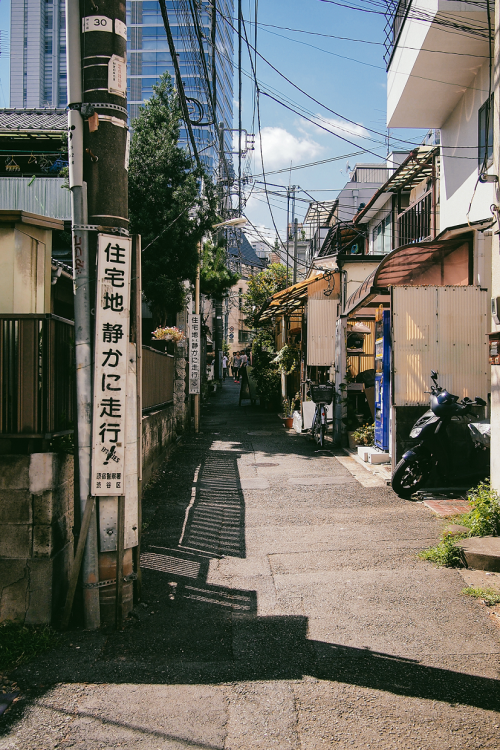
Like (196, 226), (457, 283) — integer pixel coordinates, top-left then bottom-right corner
(256, 127), (323, 171)
(304, 115), (369, 140)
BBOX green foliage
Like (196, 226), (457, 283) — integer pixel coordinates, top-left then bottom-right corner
(462, 586), (500, 606)
(242, 263), (292, 328)
(281, 397), (293, 418)
(352, 423), (375, 446)
(200, 240), (240, 299)
(0, 622), (61, 671)
(271, 344), (300, 375)
(129, 73), (219, 324)
(459, 481), (500, 537)
(250, 328), (280, 406)
(418, 535), (467, 568)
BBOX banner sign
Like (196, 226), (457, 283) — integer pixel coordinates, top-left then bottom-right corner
(91, 234), (132, 496)
(189, 313), (201, 394)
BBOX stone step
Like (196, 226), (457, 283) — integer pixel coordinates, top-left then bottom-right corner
(456, 536), (500, 572)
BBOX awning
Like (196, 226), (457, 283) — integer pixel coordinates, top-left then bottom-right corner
(343, 219), (493, 316)
(354, 146), (439, 225)
(256, 271), (339, 323)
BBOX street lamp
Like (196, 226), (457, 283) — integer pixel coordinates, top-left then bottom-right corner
(193, 216), (248, 432)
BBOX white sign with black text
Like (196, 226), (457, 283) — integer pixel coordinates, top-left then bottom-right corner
(189, 313), (201, 394)
(91, 234), (132, 496)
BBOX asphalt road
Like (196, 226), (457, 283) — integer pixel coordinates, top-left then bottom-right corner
(1, 381), (499, 748)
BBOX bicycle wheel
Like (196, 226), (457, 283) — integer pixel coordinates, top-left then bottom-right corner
(318, 422), (325, 448)
(311, 410), (320, 443)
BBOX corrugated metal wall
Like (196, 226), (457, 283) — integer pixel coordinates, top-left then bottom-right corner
(307, 299), (337, 366)
(346, 318), (375, 378)
(392, 286), (489, 406)
(0, 177), (71, 220)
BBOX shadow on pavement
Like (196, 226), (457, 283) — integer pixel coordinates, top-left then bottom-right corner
(3, 391), (499, 739)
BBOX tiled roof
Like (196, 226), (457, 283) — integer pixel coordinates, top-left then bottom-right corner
(0, 109), (67, 132)
(228, 232), (265, 268)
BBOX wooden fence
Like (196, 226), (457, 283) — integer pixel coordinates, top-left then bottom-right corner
(141, 346), (175, 411)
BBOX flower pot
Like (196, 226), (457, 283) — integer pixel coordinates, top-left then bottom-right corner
(347, 431), (357, 451)
(284, 417), (294, 429)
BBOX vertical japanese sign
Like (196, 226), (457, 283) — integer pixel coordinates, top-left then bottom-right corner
(91, 234), (132, 496)
(189, 313), (201, 394)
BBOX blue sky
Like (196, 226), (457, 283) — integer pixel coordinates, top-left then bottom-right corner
(0, 0), (425, 238)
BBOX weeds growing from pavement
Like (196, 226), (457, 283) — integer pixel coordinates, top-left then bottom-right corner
(419, 481), (500, 568)
(458, 482), (500, 537)
(418, 535), (467, 567)
(462, 587), (500, 606)
(0, 622), (61, 672)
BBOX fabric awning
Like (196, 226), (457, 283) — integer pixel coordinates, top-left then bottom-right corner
(257, 271), (339, 323)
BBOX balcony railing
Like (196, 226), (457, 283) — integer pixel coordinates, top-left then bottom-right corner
(397, 191), (432, 247)
(0, 314), (75, 439)
(384, 0), (412, 67)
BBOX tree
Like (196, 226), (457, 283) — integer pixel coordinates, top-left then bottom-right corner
(128, 73), (219, 324)
(242, 263), (291, 329)
(200, 240), (240, 299)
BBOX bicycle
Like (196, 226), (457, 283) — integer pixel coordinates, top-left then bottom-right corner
(305, 380), (335, 448)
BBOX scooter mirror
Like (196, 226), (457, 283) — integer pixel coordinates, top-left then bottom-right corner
(431, 370), (438, 380)
(475, 397), (486, 406)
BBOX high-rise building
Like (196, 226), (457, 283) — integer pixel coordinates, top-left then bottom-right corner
(10, 0), (233, 176)
(127, 0), (234, 173)
(10, 0), (67, 108)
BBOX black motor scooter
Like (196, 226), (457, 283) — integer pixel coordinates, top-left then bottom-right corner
(391, 371), (488, 498)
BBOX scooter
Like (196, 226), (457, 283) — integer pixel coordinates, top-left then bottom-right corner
(391, 370), (488, 498)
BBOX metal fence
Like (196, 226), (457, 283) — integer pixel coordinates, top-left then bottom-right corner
(0, 314), (75, 438)
(141, 346), (175, 411)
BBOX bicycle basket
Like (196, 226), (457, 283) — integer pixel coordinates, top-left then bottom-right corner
(310, 384), (334, 405)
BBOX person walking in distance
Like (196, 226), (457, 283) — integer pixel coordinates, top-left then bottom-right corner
(222, 353), (228, 382)
(233, 351), (242, 383)
(240, 351), (248, 370)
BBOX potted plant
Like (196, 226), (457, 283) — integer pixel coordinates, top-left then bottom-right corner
(281, 397), (294, 428)
(152, 325), (185, 344)
(351, 423), (375, 447)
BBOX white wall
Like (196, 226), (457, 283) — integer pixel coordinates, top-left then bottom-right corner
(440, 59), (496, 230)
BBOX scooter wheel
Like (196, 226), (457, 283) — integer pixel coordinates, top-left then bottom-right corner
(391, 455), (430, 499)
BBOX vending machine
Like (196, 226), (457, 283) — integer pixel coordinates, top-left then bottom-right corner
(374, 310), (391, 451)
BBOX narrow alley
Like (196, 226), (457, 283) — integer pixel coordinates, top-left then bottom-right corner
(1, 383), (499, 749)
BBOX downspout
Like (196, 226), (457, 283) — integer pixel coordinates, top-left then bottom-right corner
(66, 0), (100, 627)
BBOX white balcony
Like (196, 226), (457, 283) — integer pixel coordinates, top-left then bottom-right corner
(387, 0), (490, 128)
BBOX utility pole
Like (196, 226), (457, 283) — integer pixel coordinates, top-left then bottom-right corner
(65, 0), (136, 628)
(293, 217), (298, 285)
(65, 0), (100, 630)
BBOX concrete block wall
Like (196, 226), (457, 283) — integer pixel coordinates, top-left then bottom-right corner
(0, 453), (74, 624)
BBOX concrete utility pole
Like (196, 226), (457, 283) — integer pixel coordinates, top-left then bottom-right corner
(65, 0), (134, 627)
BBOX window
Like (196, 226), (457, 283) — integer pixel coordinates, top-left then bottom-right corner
(478, 93), (494, 169)
(372, 213), (392, 255)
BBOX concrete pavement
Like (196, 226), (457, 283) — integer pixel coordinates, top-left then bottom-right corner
(1, 381), (499, 748)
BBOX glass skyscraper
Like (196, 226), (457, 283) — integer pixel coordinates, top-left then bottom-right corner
(10, 0), (67, 108)
(10, 0), (233, 176)
(127, 0), (234, 173)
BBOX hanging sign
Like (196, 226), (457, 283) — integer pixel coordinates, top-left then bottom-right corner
(189, 313), (201, 394)
(108, 55), (127, 97)
(91, 234), (132, 496)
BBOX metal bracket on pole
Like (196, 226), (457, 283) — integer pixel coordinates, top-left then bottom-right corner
(68, 102), (129, 117)
(73, 224), (130, 236)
